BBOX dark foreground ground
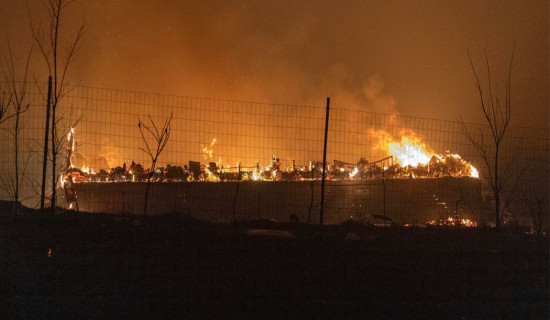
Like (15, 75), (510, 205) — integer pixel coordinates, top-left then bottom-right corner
(1, 208), (548, 319)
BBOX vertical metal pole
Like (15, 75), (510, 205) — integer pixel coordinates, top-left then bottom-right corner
(307, 162), (314, 225)
(382, 161), (386, 229)
(40, 76), (52, 212)
(258, 191), (261, 220)
(320, 97), (330, 225)
(383, 163), (386, 218)
(232, 162), (241, 223)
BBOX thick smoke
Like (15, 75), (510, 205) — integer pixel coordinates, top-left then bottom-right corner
(0, 0), (548, 126)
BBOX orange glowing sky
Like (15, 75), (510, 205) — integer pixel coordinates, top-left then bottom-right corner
(1, 0), (548, 128)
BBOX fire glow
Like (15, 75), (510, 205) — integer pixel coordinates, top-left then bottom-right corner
(63, 129), (480, 185)
(61, 129), (482, 227)
(427, 217), (478, 227)
(373, 130), (479, 178)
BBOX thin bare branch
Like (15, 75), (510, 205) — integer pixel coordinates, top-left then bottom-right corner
(58, 22), (85, 99)
(468, 50), (497, 141)
(461, 47), (516, 231)
(138, 120), (154, 158)
(137, 112), (173, 216)
(0, 89), (15, 124)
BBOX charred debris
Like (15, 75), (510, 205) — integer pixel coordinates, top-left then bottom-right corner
(63, 153), (477, 185)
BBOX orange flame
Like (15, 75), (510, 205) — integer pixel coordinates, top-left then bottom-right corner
(201, 138), (217, 160)
(371, 129), (478, 178)
(388, 136), (433, 167)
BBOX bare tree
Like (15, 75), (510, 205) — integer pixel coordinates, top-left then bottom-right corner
(458, 48), (515, 232)
(138, 113), (173, 216)
(1, 41), (32, 215)
(30, 0), (85, 211)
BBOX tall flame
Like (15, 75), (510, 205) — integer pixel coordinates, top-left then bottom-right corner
(201, 138), (217, 160)
(371, 129), (479, 178)
(373, 129), (434, 167)
(387, 136), (433, 167)
(470, 166), (479, 178)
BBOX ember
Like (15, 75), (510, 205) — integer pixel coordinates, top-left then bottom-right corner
(427, 217), (478, 227)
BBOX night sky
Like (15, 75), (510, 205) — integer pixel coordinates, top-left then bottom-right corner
(1, 0), (548, 128)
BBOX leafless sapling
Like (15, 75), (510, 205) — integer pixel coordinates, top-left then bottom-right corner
(138, 113), (173, 216)
(458, 47), (515, 232)
(1, 41), (32, 215)
(30, 0), (85, 211)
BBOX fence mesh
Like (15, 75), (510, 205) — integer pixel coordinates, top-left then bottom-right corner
(0, 82), (548, 225)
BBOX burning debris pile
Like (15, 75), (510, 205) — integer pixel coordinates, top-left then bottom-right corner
(62, 152), (477, 185)
(61, 130), (479, 185)
(60, 129), (479, 211)
(59, 129), (483, 226)
(371, 129), (479, 178)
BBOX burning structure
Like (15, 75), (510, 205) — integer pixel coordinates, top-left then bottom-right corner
(61, 129), (482, 225)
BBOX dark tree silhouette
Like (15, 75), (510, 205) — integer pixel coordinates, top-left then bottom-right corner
(458, 48), (515, 232)
(30, 0), (85, 212)
(138, 113), (173, 216)
(1, 41), (32, 215)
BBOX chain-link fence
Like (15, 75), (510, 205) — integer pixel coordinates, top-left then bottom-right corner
(0, 83), (548, 226)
